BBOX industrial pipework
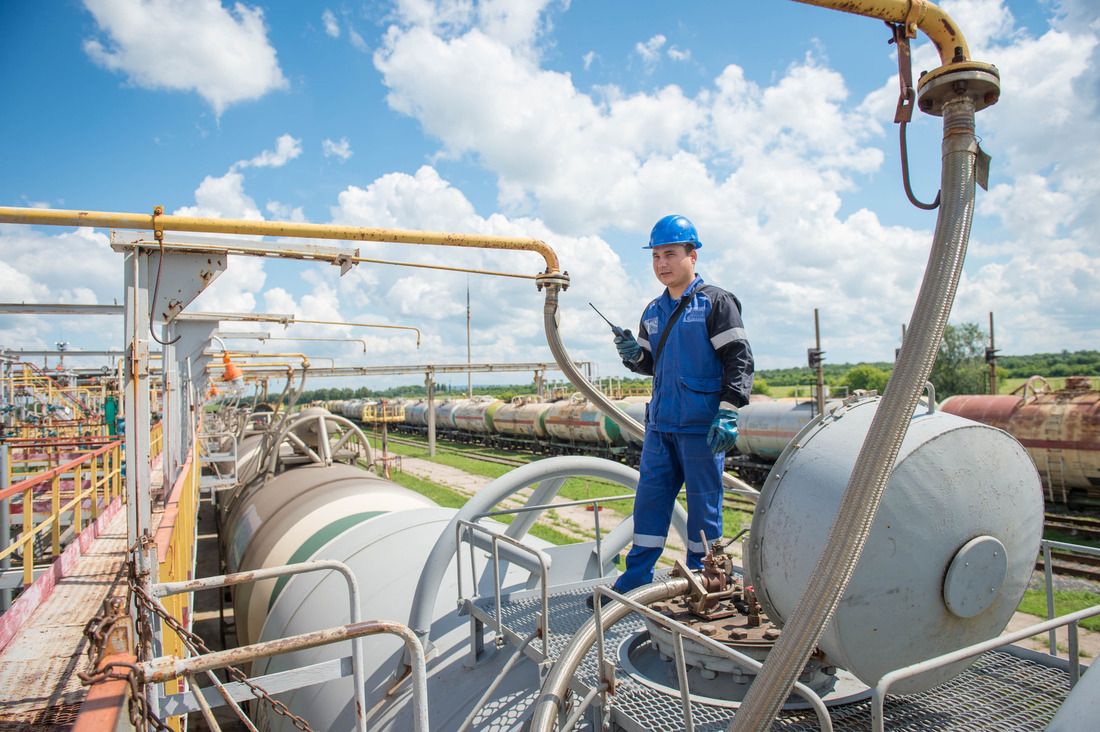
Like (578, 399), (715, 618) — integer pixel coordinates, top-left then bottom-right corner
(731, 1), (1000, 729)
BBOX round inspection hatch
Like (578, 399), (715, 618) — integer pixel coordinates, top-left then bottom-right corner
(943, 535), (1008, 619)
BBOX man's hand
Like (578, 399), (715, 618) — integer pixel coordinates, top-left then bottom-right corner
(706, 407), (739, 455)
(615, 329), (643, 364)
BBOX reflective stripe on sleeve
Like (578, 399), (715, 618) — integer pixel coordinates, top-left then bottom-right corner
(637, 336), (652, 352)
(710, 327), (747, 350)
(633, 533), (667, 548)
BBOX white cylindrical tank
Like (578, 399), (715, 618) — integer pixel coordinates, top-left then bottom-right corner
(450, 396), (503, 435)
(745, 396), (1044, 693)
(493, 397), (551, 439)
(222, 462), (436, 645)
(735, 399), (842, 459)
(435, 399), (464, 430)
(403, 400), (430, 427)
(615, 397), (648, 444)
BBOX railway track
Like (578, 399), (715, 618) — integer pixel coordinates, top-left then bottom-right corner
(1044, 512), (1100, 542)
(1038, 549), (1100, 584)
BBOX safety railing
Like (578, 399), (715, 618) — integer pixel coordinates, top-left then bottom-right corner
(197, 431), (239, 494)
(145, 560), (419, 732)
(588, 585), (835, 732)
(5, 435), (120, 481)
(871, 603), (1100, 732)
(1039, 539), (1100, 664)
(361, 401), (406, 423)
(149, 419), (164, 461)
(454, 492), (635, 663)
(0, 439), (124, 586)
(153, 437), (200, 710)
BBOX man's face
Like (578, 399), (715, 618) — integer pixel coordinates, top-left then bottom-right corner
(651, 244), (697, 292)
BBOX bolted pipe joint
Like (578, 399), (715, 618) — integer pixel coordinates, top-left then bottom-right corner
(916, 64), (1000, 117)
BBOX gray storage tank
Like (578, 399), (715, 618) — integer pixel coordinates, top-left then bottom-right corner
(744, 395), (1044, 693)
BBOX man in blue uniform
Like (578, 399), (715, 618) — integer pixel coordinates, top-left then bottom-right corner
(611, 214), (754, 593)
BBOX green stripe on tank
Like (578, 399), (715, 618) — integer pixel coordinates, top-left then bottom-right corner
(484, 401), (501, 432)
(603, 410), (622, 446)
(267, 511), (385, 611)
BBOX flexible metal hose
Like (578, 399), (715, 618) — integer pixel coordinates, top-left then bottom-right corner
(542, 289), (759, 499)
(529, 577), (691, 731)
(728, 94), (979, 731)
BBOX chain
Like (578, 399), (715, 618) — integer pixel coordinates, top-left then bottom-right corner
(130, 580), (317, 732)
(78, 660), (173, 732)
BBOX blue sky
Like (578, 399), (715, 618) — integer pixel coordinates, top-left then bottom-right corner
(1, 0), (1097, 389)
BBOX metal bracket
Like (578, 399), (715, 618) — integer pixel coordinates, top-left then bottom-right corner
(904, 0), (924, 39)
(333, 248), (360, 276)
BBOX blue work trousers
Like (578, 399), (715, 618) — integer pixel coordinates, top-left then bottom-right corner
(613, 429), (724, 593)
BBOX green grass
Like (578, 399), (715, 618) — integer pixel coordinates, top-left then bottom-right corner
(386, 469), (468, 509)
(387, 463), (582, 547)
(1017, 589), (1100, 633)
(1044, 529), (1100, 551)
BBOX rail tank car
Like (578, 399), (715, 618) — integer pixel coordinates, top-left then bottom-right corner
(735, 398), (843, 459)
(491, 396), (551, 439)
(543, 394), (625, 446)
(451, 396), (503, 434)
(403, 399), (431, 427)
(939, 376), (1100, 509)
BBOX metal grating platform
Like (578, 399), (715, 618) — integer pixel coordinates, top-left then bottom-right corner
(474, 585), (1072, 731)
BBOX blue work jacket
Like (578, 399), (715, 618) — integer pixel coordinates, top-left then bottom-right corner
(624, 275), (754, 433)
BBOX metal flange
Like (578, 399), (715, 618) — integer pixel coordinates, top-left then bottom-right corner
(916, 62), (1000, 116)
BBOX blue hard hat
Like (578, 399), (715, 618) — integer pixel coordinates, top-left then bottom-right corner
(646, 214), (701, 249)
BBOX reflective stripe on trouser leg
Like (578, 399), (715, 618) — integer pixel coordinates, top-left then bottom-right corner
(681, 432), (725, 569)
(614, 429), (683, 593)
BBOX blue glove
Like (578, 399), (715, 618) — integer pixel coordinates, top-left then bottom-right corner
(706, 408), (739, 455)
(614, 328), (643, 364)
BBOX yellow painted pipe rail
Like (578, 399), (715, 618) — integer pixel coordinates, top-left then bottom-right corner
(0, 206), (561, 275)
(792, 0), (971, 63)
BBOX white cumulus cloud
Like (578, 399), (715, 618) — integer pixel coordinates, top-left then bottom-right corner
(322, 8), (340, 38)
(322, 138), (354, 161)
(81, 0), (288, 116)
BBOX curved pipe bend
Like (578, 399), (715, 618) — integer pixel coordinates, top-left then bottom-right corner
(406, 456), (690, 650)
(529, 577), (691, 731)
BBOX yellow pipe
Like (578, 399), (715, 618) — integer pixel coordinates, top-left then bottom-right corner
(791, 0), (970, 63)
(0, 206), (561, 274)
(259, 337), (369, 353)
(291, 319), (422, 348)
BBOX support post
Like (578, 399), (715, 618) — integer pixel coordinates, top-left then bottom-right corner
(425, 374), (436, 458)
(814, 309), (826, 416)
(123, 250), (153, 547)
(1, 442), (10, 611)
